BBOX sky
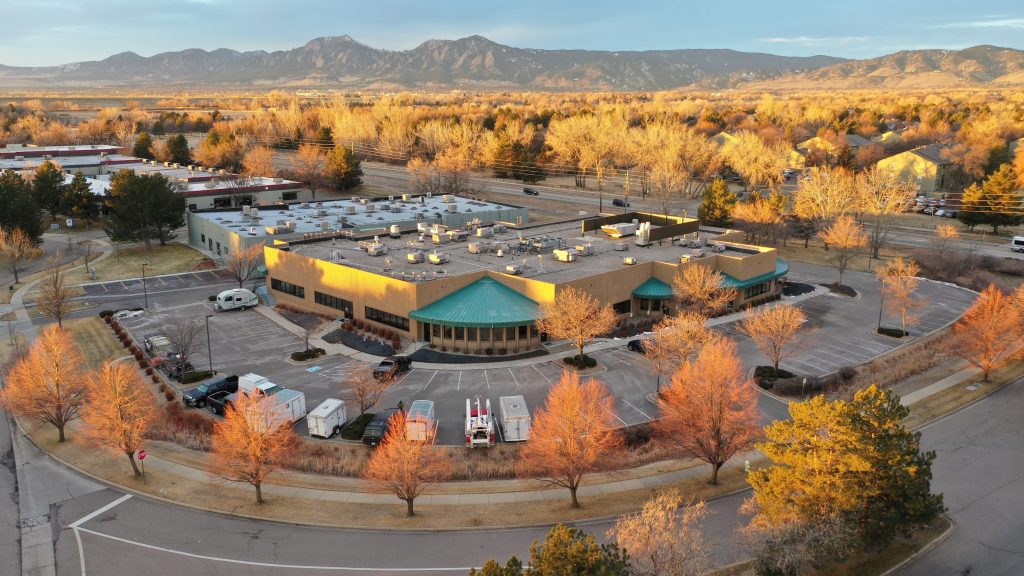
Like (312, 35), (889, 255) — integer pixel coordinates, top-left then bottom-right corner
(3, 0), (1024, 66)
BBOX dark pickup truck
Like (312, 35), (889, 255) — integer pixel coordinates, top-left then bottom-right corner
(182, 375), (238, 408)
(362, 408), (401, 446)
(206, 390), (232, 415)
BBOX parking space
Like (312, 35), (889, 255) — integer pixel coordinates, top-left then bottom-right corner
(81, 270), (234, 296)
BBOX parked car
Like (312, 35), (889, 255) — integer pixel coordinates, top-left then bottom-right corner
(182, 375), (238, 408)
(627, 339), (647, 354)
(612, 198), (630, 207)
(373, 356), (412, 380)
(1012, 236), (1024, 253)
(362, 408), (400, 446)
(523, 187), (539, 195)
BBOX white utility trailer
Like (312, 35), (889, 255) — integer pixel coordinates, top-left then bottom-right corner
(406, 399), (437, 442)
(499, 395), (531, 442)
(307, 398), (347, 438)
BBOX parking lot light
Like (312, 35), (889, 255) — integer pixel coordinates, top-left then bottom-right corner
(141, 263), (149, 309)
(205, 314), (214, 374)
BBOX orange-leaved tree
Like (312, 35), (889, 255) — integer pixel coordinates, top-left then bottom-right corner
(607, 490), (712, 576)
(80, 361), (157, 477)
(517, 371), (621, 508)
(644, 311), (714, 392)
(364, 410), (452, 517)
(877, 257), (922, 337)
(1, 325), (86, 441)
(739, 304), (807, 374)
(952, 284), (1021, 381)
(818, 214), (867, 286)
(209, 392), (295, 504)
(657, 336), (761, 484)
(672, 264), (737, 318)
(536, 286), (616, 363)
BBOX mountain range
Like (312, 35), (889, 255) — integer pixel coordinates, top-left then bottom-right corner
(1, 36), (1022, 91)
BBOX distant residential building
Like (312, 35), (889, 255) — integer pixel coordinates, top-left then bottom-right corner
(1010, 137), (1023, 156)
(875, 144), (953, 196)
(873, 131), (902, 146)
(796, 134), (872, 155)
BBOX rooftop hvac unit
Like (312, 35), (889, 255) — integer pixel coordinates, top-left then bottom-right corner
(320, 220), (330, 231)
(249, 227), (256, 235)
(446, 204), (458, 213)
(13, 155), (23, 160)
(365, 204), (376, 213)
(613, 243), (628, 252)
(407, 252), (424, 264)
(432, 233), (449, 245)
(679, 255), (691, 264)
(100, 152), (109, 158)
(623, 257), (637, 265)
(692, 250), (705, 258)
(251, 208), (260, 220)
(187, 165), (195, 171)
(402, 194), (410, 201)
(389, 225), (401, 238)
(442, 194), (452, 203)
(273, 177), (283, 183)
(173, 163), (181, 168)
(264, 225), (281, 235)
(505, 264), (523, 275)
(242, 206), (252, 217)
(359, 198), (368, 205)
(468, 242), (488, 254)
(575, 243), (593, 256)
(163, 161), (171, 167)
(204, 180), (216, 188)
(426, 192), (431, 198)
(345, 205), (356, 214)
(367, 244), (387, 257)
(494, 224), (507, 233)
(388, 196), (394, 201)
(428, 253), (450, 265)
(417, 222), (429, 233)
(477, 227), (493, 238)
(635, 222), (652, 246)
(553, 249), (577, 263)
(712, 244), (726, 253)
(330, 250), (343, 263)
(392, 205), (402, 213)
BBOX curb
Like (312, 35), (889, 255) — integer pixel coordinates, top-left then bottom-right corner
(878, 515), (956, 576)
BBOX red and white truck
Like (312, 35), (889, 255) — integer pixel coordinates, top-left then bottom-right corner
(465, 397), (495, 448)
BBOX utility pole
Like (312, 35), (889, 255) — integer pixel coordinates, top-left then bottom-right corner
(141, 263), (149, 309)
(624, 170), (630, 213)
(205, 314), (214, 374)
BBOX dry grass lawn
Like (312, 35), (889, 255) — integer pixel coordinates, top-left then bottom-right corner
(774, 239), (915, 277)
(65, 316), (127, 370)
(903, 362), (1024, 429)
(63, 243), (210, 285)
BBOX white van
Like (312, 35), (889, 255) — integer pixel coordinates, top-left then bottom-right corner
(215, 288), (259, 311)
(1012, 236), (1024, 253)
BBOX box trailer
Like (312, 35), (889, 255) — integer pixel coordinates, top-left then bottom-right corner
(272, 389), (307, 424)
(406, 399), (436, 442)
(499, 395), (531, 442)
(307, 398), (347, 438)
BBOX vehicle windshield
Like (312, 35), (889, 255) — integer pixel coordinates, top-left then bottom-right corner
(195, 384), (209, 393)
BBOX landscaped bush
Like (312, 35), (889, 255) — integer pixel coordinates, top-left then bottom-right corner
(159, 383), (168, 393)
(485, 347), (493, 355)
(839, 366), (858, 382)
(99, 310), (115, 319)
(145, 367), (155, 376)
(152, 375), (161, 384)
(563, 354), (597, 369)
(163, 389), (175, 401)
(179, 370), (214, 385)
(753, 365), (795, 381)
(208, 294), (217, 301)
(290, 347), (326, 361)
(498, 347), (507, 355)
(137, 359), (148, 369)
(877, 327), (908, 338)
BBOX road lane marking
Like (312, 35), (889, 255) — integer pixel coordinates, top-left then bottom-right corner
(531, 365), (552, 384)
(622, 398), (651, 420)
(484, 370), (490, 389)
(74, 528), (87, 576)
(508, 367), (520, 388)
(74, 527), (481, 572)
(421, 370), (439, 391)
(70, 494), (133, 528)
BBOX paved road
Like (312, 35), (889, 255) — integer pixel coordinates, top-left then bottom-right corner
(0, 409), (20, 576)
(898, 378), (1024, 576)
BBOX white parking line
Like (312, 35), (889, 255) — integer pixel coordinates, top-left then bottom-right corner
(70, 494), (133, 528)
(457, 371), (462, 391)
(622, 398), (651, 420)
(508, 367), (520, 388)
(484, 370), (490, 389)
(421, 370), (439, 391)
(532, 364), (552, 384)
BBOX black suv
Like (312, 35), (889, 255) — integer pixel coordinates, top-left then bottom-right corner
(523, 187), (539, 195)
(612, 198), (630, 207)
(373, 356), (412, 380)
(627, 339), (647, 354)
(182, 375), (238, 408)
(362, 408), (401, 446)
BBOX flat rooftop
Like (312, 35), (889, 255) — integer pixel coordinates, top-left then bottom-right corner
(0, 143), (121, 158)
(0, 154), (137, 171)
(194, 194), (525, 237)
(285, 216), (748, 285)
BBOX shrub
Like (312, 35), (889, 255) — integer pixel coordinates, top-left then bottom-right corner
(290, 347), (326, 362)
(208, 294), (217, 301)
(99, 310), (114, 319)
(164, 389), (175, 401)
(145, 367), (155, 376)
(753, 365), (794, 381)
(498, 347), (507, 355)
(137, 359), (148, 369)
(485, 347), (493, 355)
(877, 327), (908, 338)
(179, 370), (214, 385)
(585, 356), (597, 368)
(839, 366), (858, 382)
(159, 383), (168, 393)
(563, 355), (577, 366)
(440, 347), (447, 352)
(152, 375), (161, 384)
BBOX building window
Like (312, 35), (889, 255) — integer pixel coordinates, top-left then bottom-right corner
(612, 299), (631, 314)
(639, 298), (650, 311)
(506, 327), (515, 340)
(745, 281), (772, 300)
(282, 192), (298, 201)
(201, 234), (206, 243)
(216, 242), (221, 255)
(467, 327), (477, 341)
(479, 327), (490, 341)
(444, 325), (453, 340)
(314, 291), (353, 316)
(455, 327), (465, 340)
(530, 325), (538, 337)
(214, 197), (231, 208)
(365, 306), (409, 331)
(518, 325), (527, 338)
(431, 324), (441, 338)
(270, 278), (305, 298)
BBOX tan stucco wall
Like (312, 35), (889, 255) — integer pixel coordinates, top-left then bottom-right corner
(876, 152), (942, 195)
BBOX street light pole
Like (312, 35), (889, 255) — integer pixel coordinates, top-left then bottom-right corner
(205, 314), (214, 374)
(141, 263), (149, 309)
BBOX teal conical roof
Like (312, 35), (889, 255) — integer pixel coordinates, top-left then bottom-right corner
(410, 276), (540, 327)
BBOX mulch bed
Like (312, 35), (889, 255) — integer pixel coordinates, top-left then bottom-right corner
(820, 282), (858, 297)
(322, 328), (394, 356)
(782, 281), (816, 297)
(409, 348), (548, 364)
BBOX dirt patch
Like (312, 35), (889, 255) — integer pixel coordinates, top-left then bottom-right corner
(65, 316), (128, 370)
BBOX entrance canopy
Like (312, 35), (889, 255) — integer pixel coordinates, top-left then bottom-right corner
(410, 277), (540, 328)
(632, 277), (674, 299)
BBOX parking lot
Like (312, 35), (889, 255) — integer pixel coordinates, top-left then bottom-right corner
(116, 262), (976, 446)
(81, 270), (236, 297)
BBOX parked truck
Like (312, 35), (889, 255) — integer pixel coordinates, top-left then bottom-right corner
(223, 373), (307, 424)
(182, 375), (238, 408)
(498, 395), (531, 442)
(307, 398), (347, 438)
(406, 399), (437, 442)
(465, 397), (495, 448)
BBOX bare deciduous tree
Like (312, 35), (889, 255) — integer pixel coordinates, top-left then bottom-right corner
(209, 392), (294, 504)
(858, 168), (918, 260)
(607, 490), (713, 576)
(364, 410), (452, 516)
(671, 264), (737, 318)
(792, 167), (856, 224)
(225, 242), (264, 288)
(643, 311), (714, 391)
(79, 239), (99, 275)
(739, 304), (807, 373)
(0, 227), (39, 284)
(80, 361), (157, 477)
(818, 215), (867, 286)
(930, 223), (959, 262)
(517, 371), (621, 508)
(952, 284), (1020, 381)
(290, 144), (325, 200)
(346, 364), (391, 415)
(656, 336), (761, 484)
(1, 325), (86, 442)
(37, 253), (74, 328)
(536, 287), (616, 362)
(165, 318), (203, 366)
(877, 257), (922, 336)
(241, 146), (275, 178)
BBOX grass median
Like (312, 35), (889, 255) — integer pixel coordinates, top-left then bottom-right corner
(63, 242), (211, 285)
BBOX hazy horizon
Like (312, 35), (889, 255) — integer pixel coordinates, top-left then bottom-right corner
(3, 0), (1024, 67)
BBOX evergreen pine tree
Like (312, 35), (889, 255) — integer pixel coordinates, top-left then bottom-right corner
(0, 170), (43, 242)
(165, 134), (191, 165)
(32, 161), (67, 221)
(62, 171), (100, 224)
(132, 132), (155, 159)
(325, 146), (363, 192)
(697, 178), (737, 227)
(104, 170), (185, 249)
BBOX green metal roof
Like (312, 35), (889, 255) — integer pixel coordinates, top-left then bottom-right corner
(409, 277), (540, 328)
(722, 259), (790, 290)
(633, 277), (674, 299)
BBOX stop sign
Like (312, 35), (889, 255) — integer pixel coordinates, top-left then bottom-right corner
(136, 449), (147, 460)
